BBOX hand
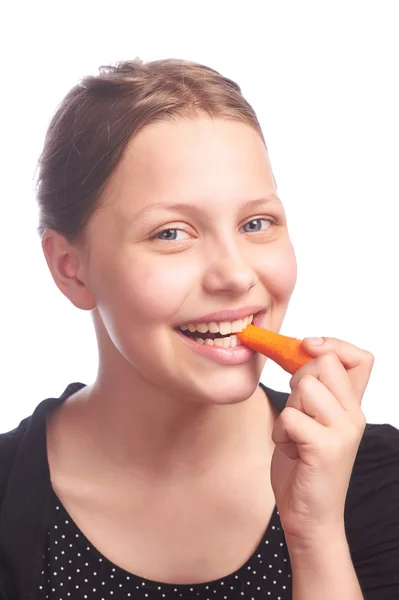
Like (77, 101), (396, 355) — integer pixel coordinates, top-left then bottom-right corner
(270, 336), (374, 548)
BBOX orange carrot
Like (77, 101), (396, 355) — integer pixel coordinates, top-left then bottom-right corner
(238, 324), (313, 375)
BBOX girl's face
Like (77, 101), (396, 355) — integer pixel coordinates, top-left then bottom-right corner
(82, 116), (297, 405)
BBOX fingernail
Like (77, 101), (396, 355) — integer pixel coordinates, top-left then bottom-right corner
(306, 337), (324, 345)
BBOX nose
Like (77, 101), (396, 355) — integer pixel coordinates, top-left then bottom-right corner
(202, 244), (258, 297)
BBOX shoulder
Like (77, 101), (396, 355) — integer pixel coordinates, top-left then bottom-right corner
(350, 421), (399, 484)
(345, 422), (399, 596)
(346, 421), (399, 514)
(0, 420), (30, 504)
(0, 383), (85, 503)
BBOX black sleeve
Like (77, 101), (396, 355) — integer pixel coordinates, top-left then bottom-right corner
(0, 427), (22, 507)
(345, 423), (399, 599)
(0, 426), (25, 600)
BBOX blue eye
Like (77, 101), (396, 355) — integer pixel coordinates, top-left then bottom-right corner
(241, 218), (274, 233)
(155, 229), (190, 241)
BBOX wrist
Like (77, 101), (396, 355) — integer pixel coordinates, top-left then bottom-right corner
(285, 525), (348, 565)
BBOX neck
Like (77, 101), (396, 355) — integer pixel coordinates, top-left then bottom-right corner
(64, 374), (276, 481)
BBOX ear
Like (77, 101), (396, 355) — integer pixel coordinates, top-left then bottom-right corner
(41, 230), (96, 311)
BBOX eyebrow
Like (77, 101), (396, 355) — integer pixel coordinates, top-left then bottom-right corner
(133, 193), (282, 221)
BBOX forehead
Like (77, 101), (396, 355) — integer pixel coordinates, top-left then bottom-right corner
(103, 117), (277, 219)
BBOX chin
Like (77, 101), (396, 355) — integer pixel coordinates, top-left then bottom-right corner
(188, 369), (262, 406)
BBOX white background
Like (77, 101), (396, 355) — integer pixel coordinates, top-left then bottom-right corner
(0, 1), (398, 432)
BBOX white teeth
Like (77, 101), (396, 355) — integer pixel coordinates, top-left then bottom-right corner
(219, 321), (232, 335)
(179, 314), (254, 335)
(194, 334), (240, 348)
(231, 319), (243, 333)
(230, 334), (238, 347)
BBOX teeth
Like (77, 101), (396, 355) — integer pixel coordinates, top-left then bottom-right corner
(231, 319), (243, 333)
(219, 321), (232, 335)
(193, 334), (239, 348)
(230, 334), (238, 347)
(179, 315), (254, 335)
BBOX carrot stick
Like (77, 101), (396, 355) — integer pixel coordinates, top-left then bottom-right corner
(238, 324), (313, 375)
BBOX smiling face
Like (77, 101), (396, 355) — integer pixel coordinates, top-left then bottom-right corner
(78, 116), (297, 405)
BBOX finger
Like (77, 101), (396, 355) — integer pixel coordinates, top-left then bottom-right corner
(301, 337), (374, 402)
(272, 406), (324, 464)
(290, 351), (357, 414)
(287, 374), (349, 428)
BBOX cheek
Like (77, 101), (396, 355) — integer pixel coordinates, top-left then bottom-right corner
(115, 258), (197, 322)
(256, 242), (297, 299)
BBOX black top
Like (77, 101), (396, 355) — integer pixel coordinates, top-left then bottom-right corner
(1, 382), (399, 600)
(38, 487), (291, 599)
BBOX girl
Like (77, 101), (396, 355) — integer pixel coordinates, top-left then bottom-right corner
(0, 58), (398, 600)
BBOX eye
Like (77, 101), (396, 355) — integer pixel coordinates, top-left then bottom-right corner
(240, 218), (274, 233)
(154, 228), (191, 241)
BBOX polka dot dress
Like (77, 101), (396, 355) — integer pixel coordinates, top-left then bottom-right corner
(37, 489), (292, 599)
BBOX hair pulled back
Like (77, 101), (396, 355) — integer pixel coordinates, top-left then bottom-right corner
(36, 58), (265, 245)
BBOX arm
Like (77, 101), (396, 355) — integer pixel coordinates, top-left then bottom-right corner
(288, 528), (364, 600)
(288, 422), (399, 600)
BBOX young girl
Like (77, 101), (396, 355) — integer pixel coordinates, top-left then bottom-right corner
(0, 58), (398, 600)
